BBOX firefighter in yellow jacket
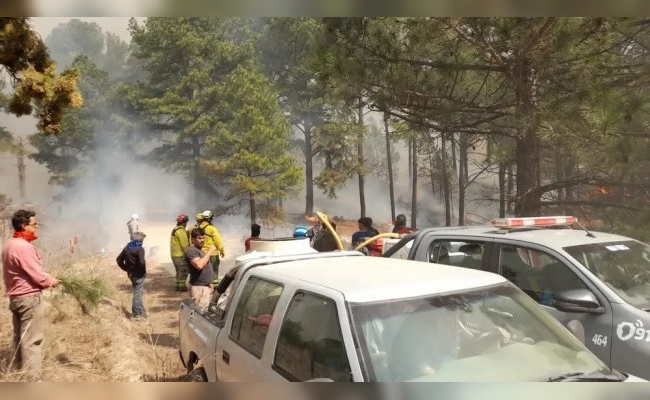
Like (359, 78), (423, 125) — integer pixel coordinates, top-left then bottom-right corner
(170, 214), (191, 291)
(193, 213), (203, 229)
(198, 210), (225, 285)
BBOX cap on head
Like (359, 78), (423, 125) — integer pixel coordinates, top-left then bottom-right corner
(176, 214), (189, 223)
(131, 213), (139, 220)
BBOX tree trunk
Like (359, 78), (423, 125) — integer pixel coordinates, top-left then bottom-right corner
(507, 164), (515, 215)
(357, 99), (366, 218)
(17, 152), (26, 204)
(408, 138), (413, 194)
(303, 124), (314, 215)
(499, 162), (506, 218)
(451, 132), (457, 175)
(410, 136), (418, 229)
(458, 133), (467, 225)
(249, 195), (256, 224)
(441, 133), (451, 226)
(384, 113), (396, 221)
(514, 135), (541, 216)
(513, 60), (541, 217)
(192, 135), (203, 210)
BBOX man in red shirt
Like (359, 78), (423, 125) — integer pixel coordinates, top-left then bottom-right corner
(2, 209), (59, 380)
(244, 223), (261, 252)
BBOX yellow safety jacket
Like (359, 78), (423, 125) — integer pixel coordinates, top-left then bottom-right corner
(198, 221), (225, 255)
(170, 225), (190, 257)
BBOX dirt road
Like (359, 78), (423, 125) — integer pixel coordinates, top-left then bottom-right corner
(122, 222), (245, 381)
(0, 218), (364, 381)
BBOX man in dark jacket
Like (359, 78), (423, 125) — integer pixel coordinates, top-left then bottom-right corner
(116, 231), (147, 321)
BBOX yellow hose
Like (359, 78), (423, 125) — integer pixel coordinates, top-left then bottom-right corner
(354, 232), (400, 252)
(315, 211), (344, 250)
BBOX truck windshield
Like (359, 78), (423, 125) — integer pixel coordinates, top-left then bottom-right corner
(564, 240), (650, 308)
(349, 284), (609, 382)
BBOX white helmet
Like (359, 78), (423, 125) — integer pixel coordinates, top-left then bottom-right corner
(201, 210), (213, 219)
(131, 213), (139, 220)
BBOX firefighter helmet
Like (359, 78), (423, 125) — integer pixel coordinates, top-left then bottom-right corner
(201, 210), (214, 219)
(176, 214), (189, 223)
(293, 226), (308, 238)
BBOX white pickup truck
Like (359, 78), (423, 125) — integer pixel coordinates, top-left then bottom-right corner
(178, 242), (641, 382)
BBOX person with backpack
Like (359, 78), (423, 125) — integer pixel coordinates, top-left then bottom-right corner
(170, 214), (190, 292)
(116, 231), (147, 321)
(197, 210), (225, 285)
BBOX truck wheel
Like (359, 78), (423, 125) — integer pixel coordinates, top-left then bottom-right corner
(185, 367), (208, 382)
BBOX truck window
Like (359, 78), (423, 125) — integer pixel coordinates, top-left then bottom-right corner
(273, 291), (352, 382)
(229, 277), (283, 358)
(428, 240), (485, 270)
(498, 245), (585, 306)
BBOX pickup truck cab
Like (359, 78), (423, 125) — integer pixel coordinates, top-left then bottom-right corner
(178, 250), (638, 381)
(382, 215), (650, 380)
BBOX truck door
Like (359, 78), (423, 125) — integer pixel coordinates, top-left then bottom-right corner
(269, 290), (356, 381)
(494, 243), (614, 366)
(215, 276), (285, 381)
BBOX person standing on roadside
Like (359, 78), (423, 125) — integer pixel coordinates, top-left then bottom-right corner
(170, 214), (191, 292)
(392, 214), (414, 234)
(116, 231), (148, 321)
(185, 228), (217, 308)
(244, 223), (261, 252)
(2, 209), (59, 380)
(312, 218), (340, 252)
(197, 210), (225, 285)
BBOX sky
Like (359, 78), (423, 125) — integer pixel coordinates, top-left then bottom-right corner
(30, 17), (135, 41)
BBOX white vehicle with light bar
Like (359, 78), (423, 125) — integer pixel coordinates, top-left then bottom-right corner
(382, 215), (650, 380)
(178, 251), (642, 381)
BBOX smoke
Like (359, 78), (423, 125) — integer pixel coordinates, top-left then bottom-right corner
(283, 118), (500, 228)
(2, 18), (502, 262)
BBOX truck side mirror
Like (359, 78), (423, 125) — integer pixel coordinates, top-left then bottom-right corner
(553, 289), (605, 314)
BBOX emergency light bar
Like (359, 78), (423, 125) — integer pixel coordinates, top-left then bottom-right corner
(490, 216), (576, 229)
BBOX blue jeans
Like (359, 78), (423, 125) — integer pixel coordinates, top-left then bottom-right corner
(130, 275), (146, 317)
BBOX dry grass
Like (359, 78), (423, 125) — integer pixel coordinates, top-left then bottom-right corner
(0, 246), (187, 382)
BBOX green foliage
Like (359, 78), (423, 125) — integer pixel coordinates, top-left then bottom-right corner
(45, 19), (132, 83)
(29, 55), (112, 185)
(312, 111), (361, 198)
(200, 66), (302, 218)
(0, 18), (83, 134)
(125, 18), (255, 204)
(57, 274), (111, 315)
(257, 18), (337, 205)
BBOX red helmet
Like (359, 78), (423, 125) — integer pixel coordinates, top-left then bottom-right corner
(176, 214), (189, 223)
